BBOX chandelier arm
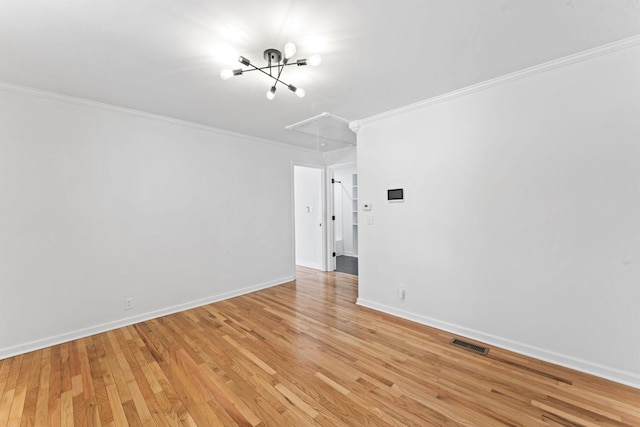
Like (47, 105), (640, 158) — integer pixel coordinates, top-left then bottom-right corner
(272, 71), (289, 88)
(231, 54), (300, 89)
(248, 65), (292, 88)
(275, 59), (286, 83)
(235, 61), (301, 75)
(270, 75), (291, 88)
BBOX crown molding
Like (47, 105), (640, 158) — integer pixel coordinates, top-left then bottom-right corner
(357, 33), (640, 127)
(0, 82), (320, 154)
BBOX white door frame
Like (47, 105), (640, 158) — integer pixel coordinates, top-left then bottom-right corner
(291, 162), (328, 274)
(327, 167), (336, 271)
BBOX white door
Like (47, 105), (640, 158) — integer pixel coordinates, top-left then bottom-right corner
(293, 166), (323, 270)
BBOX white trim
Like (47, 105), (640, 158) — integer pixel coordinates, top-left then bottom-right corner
(0, 81), (319, 154)
(0, 276), (293, 361)
(327, 167), (337, 271)
(294, 260), (324, 270)
(356, 298), (640, 390)
(353, 34), (640, 128)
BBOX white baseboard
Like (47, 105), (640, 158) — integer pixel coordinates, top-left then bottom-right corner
(0, 276), (294, 360)
(296, 260), (323, 270)
(356, 298), (640, 390)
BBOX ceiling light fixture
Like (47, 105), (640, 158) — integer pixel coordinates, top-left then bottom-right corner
(220, 42), (321, 100)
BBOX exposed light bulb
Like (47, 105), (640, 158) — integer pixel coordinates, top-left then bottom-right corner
(221, 69), (242, 80)
(288, 84), (305, 98)
(308, 54), (322, 66)
(266, 86), (276, 100)
(239, 56), (250, 66)
(284, 42), (296, 59)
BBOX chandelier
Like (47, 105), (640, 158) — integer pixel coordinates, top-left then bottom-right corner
(220, 42), (321, 100)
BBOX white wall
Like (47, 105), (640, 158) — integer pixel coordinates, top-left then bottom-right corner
(324, 147), (356, 165)
(294, 166), (323, 269)
(356, 42), (640, 387)
(0, 86), (323, 358)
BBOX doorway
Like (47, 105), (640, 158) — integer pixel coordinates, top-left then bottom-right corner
(329, 162), (358, 275)
(293, 165), (325, 270)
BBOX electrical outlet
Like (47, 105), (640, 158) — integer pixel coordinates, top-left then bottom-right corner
(398, 285), (406, 300)
(124, 298), (134, 310)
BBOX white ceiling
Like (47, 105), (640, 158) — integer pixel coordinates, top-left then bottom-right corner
(1, 0), (640, 152)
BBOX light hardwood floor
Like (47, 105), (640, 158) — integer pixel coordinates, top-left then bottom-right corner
(1, 267), (638, 426)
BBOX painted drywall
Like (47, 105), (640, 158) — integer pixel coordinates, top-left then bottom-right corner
(332, 164), (357, 256)
(356, 43), (640, 387)
(0, 86), (323, 358)
(324, 147), (356, 165)
(293, 166), (323, 269)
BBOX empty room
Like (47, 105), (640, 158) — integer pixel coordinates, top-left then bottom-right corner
(1, 1), (639, 426)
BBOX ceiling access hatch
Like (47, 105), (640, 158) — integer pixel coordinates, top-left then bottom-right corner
(286, 112), (356, 151)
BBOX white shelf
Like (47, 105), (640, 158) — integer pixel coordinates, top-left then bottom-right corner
(352, 173), (358, 257)
(352, 173), (358, 224)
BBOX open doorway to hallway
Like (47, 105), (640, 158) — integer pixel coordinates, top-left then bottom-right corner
(329, 162), (358, 275)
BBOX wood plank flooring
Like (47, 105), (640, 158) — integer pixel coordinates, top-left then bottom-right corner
(1, 266), (638, 426)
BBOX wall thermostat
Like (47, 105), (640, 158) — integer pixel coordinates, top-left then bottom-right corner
(387, 188), (404, 202)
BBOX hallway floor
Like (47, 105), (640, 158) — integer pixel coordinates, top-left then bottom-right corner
(336, 255), (358, 275)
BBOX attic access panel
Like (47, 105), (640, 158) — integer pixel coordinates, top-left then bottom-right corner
(286, 112), (356, 150)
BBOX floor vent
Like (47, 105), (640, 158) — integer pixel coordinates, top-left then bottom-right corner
(450, 338), (489, 355)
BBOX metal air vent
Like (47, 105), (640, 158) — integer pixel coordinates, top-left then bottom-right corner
(450, 338), (489, 355)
